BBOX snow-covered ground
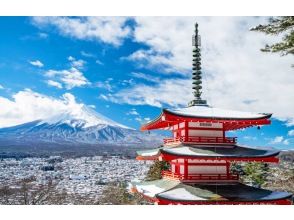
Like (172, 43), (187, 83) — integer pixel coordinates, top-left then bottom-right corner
(0, 156), (152, 202)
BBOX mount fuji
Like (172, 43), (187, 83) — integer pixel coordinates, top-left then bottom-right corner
(0, 105), (163, 152)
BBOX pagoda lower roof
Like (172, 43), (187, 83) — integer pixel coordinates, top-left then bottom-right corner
(141, 105), (271, 131)
(136, 144), (279, 162)
(131, 179), (292, 204)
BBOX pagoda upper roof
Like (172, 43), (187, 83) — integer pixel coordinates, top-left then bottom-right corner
(165, 105), (271, 120)
(131, 179), (292, 204)
(136, 144), (279, 162)
(141, 105), (272, 131)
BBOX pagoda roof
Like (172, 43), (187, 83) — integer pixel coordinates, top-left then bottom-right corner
(131, 179), (292, 204)
(165, 105), (271, 120)
(136, 144), (279, 162)
(141, 105), (272, 131)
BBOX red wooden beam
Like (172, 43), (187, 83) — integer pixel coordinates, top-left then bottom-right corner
(141, 111), (272, 131)
(160, 153), (279, 163)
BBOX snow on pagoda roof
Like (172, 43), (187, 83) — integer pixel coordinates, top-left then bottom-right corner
(161, 144), (279, 159)
(156, 182), (292, 203)
(164, 105), (271, 120)
(137, 147), (162, 157)
(136, 144), (279, 162)
(132, 179), (292, 203)
(141, 104), (272, 131)
(131, 179), (179, 198)
(159, 187), (207, 201)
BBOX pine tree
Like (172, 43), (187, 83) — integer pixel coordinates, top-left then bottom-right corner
(242, 162), (269, 187)
(145, 160), (169, 181)
(251, 16), (294, 56)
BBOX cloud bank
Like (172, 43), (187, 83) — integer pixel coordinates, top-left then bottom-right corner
(32, 17), (131, 46)
(28, 17), (294, 126)
(0, 89), (84, 128)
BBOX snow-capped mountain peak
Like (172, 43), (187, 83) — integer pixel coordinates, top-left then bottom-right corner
(0, 104), (163, 147)
(37, 105), (132, 130)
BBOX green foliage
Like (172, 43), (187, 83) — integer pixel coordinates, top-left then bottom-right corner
(242, 162), (269, 187)
(251, 16), (294, 56)
(230, 162), (245, 175)
(145, 160), (169, 181)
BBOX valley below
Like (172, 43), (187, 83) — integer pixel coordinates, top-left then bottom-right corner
(0, 149), (293, 205)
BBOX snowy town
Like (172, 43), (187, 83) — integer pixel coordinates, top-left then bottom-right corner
(0, 156), (152, 204)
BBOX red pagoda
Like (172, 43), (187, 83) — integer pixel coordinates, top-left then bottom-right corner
(131, 23), (292, 205)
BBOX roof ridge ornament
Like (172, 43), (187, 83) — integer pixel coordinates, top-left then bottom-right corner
(188, 23), (208, 107)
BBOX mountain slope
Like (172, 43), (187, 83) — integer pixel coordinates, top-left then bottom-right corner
(0, 106), (163, 147)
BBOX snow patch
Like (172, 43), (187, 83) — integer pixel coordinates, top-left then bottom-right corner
(167, 105), (270, 119)
(159, 188), (206, 200)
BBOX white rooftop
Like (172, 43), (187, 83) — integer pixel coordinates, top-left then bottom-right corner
(165, 105), (271, 120)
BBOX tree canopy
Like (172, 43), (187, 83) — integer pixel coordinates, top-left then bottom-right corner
(251, 16), (294, 56)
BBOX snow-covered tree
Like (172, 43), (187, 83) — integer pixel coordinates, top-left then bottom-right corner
(251, 16), (294, 57)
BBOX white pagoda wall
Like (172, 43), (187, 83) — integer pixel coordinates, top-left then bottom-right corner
(188, 122), (223, 129)
(171, 164), (227, 175)
(173, 122), (224, 138)
(188, 130), (223, 137)
(171, 159), (228, 175)
(188, 165), (226, 174)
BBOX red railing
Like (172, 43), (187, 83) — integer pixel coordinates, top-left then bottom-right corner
(161, 170), (239, 181)
(163, 136), (237, 145)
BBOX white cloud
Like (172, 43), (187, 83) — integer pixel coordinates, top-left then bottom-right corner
(283, 139), (290, 145)
(29, 60), (44, 67)
(81, 51), (96, 58)
(32, 17), (131, 46)
(127, 108), (139, 116)
(288, 130), (294, 136)
(67, 56), (86, 69)
(0, 84), (4, 89)
(270, 136), (284, 144)
(107, 78), (192, 107)
(0, 89), (83, 128)
(95, 59), (104, 65)
(94, 78), (113, 91)
(45, 67), (89, 90)
(67, 56), (75, 61)
(130, 72), (160, 83)
(71, 59), (86, 69)
(285, 119), (294, 127)
(135, 117), (142, 122)
(116, 17), (294, 125)
(99, 94), (109, 101)
(270, 136), (290, 145)
(46, 80), (63, 89)
(45, 56), (89, 90)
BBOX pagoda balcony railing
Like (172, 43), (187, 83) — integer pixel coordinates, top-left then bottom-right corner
(161, 170), (239, 181)
(163, 136), (237, 145)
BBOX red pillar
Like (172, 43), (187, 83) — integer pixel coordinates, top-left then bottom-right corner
(184, 159), (188, 179)
(226, 162), (230, 179)
(184, 121), (188, 142)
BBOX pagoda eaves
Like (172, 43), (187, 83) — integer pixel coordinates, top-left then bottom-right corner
(141, 106), (272, 131)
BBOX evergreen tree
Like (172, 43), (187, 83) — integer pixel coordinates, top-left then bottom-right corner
(251, 16), (294, 57)
(145, 160), (169, 181)
(242, 162), (269, 187)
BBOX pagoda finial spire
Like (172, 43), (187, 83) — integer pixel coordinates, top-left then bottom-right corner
(188, 23), (207, 107)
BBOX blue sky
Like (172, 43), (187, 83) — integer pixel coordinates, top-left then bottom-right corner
(0, 16), (293, 150)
